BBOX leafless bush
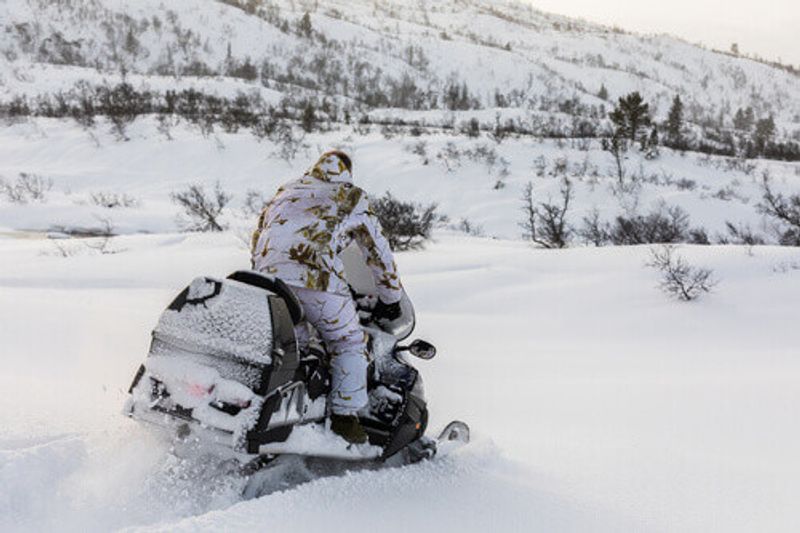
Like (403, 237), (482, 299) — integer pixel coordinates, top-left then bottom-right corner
(759, 173), (800, 245)
(436, 142), (462, 172)
(646, 245), (717, 301)
(270, 122), (306, 162)
(157, 113), (178, 140)
(717, 221), (766, 245)
(371, 192), (441, 251)
(520, 179), (573, 248)
(552, 156), (568, 176)
(44, 238), (81, 258)
(456, 218), (484, 237)
(90, 191), (140, 209)
(243, 189), (269, 217)
(533, 155), (547, 178)
(0, 173), (53, 203)
(578, 208), (608, 246)
(171, 182), (232, 232)
(405, 140), (429, 165)
(688, 228), (711, 245)
(608, 203), (690, 245)
(602, 135), (627, 187)
(83, 216), (120, 254)
(463, 143), (498, 170)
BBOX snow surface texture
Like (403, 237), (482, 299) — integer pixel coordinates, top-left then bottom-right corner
(1, 232), (799, 532)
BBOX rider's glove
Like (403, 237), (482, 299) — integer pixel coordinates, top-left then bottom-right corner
(372, 299), (402, 322)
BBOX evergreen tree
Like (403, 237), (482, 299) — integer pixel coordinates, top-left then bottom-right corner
(301, 101), (316, 132)
(665, 95), (685, 148)
(597, 84), (609, 101)
(753, 116), (776, 154)
(609, 92), (651, 143)
(644, 126), (660, 159)
(298, 12), (313, 38)
(733, 107), (755, 131)
(124, 28), (140, 57)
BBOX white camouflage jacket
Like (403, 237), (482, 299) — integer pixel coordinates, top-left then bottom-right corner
(251, 152), (402, 303)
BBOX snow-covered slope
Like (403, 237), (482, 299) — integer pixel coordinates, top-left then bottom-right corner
(1, 0), (798, 131)
(1, 117), (798, 242)
(1, 2), (799, 531)
(2, 232), (799, 532)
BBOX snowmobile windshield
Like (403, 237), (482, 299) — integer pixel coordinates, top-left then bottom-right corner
(340, 242), (415, 340)
(375, 292), (415, 340)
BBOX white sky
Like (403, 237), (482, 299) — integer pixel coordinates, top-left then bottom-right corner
(527, 0), (800, 66)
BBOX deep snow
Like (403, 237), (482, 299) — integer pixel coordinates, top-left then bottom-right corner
(2, 231), (799, 532)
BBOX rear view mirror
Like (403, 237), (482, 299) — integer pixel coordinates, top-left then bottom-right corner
(408, 339), (436, 360)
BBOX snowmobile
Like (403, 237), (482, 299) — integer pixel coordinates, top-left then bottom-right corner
(123, 245), (469, 492)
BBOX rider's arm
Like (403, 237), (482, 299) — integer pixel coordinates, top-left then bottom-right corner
(347, 191), (403, 304)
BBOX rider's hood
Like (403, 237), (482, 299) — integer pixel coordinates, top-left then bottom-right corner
(306, 151), (353, 184)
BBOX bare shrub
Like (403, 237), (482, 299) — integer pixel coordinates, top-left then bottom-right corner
(0, 173), (53, 203)
(47, 239), (81, 258)
(688, 228), (711, 245)
(171, 182), (232, 232)
(457, 218), (484, 237)
(717, 221), (766, 245)
(435, 142), (461, 172)
(405, 140), (429, 165)
(533, 155), (547, 177)
(90, 191), (139, 208)
(520, 179), (573, 248)
(759, 174), (800, 246)
(243, 189), (269, 217)
(371, 192), (441, 251)
(270, 122), (306, 162)
(578, 208), (608, 246)
(646, 245), (717, 301)
(608, 203), (689, 245)
(83, 216), (120, 254)
(602, 135), (627, 187)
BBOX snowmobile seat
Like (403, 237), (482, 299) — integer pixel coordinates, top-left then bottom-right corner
(226, 270), (304, 325)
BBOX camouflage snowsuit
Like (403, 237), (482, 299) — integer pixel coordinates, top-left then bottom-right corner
(251, 152), (402, 415)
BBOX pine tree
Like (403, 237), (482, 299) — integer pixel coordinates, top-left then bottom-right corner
(665, 95), (684, 149)
(753, 116), (775, 154)
(298, 12), (313, 38)
(733, 107), (754, 131)
(124, 27), (139, 57)
(301, 101), (316, 132)
(597, 84), (609, 101)
(609, 92), (651, 143)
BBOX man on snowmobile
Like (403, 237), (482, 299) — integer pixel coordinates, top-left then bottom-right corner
(250, 150), (403, 444)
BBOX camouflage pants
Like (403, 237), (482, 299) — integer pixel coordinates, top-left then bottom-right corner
(292, 286), (369, 415)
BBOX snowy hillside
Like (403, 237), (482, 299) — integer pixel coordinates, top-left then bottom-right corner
(1, 0), (799, 132)
(1, 116), (798, 243)
(2, 232), (800, 532)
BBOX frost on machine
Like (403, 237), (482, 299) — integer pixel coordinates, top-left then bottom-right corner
(124, 248), (469, 491)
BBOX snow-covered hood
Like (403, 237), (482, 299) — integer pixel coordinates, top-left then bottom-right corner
(306, 151), (353, 184)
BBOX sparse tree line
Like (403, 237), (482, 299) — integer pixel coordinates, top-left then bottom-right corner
(2, 81), (797, 164)
(603, 92), (800, 163)
(0, 83), (329, 142)
(5, 0), (799, 162)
